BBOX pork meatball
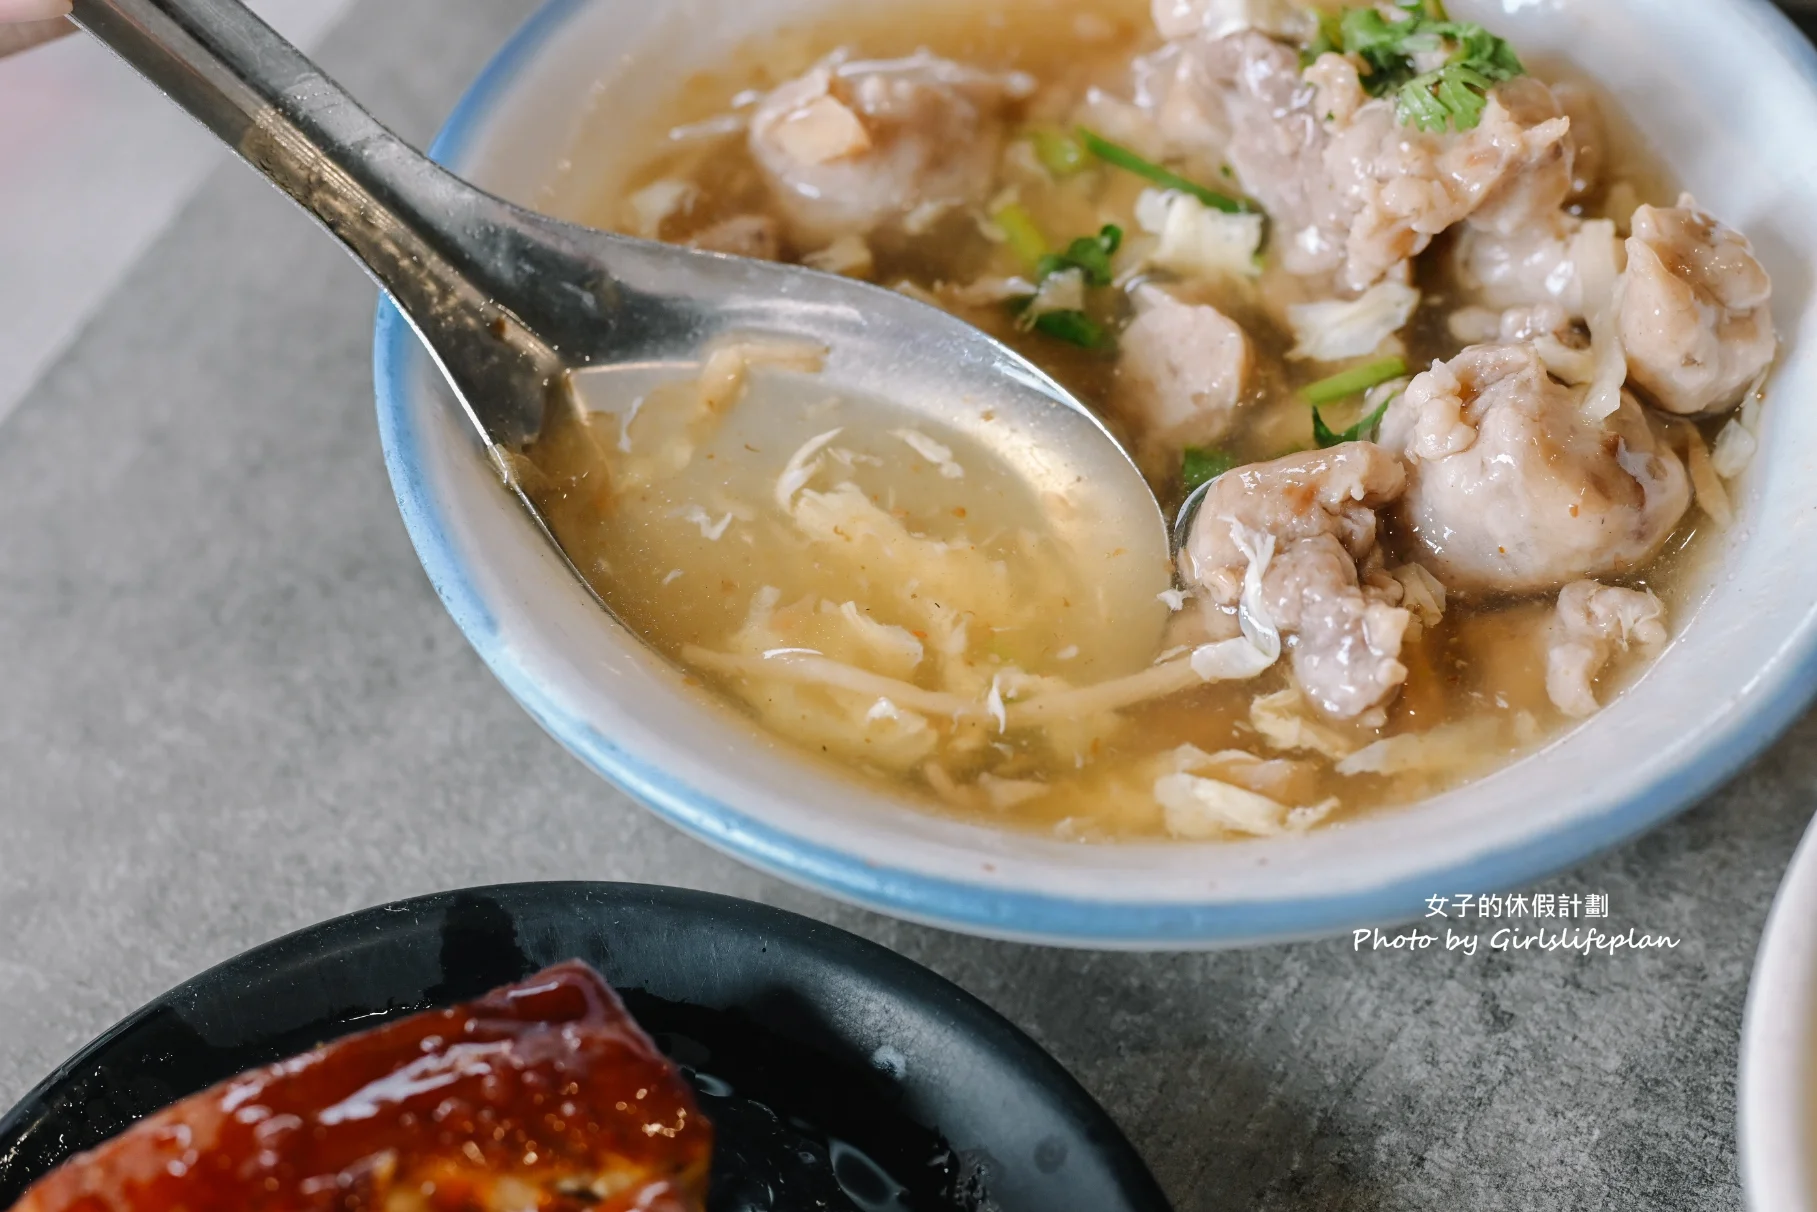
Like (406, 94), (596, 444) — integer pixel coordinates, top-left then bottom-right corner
(1379, 343), (1691, 594)
(1452, 211), (1592, 315)
(1182, 443), (1413, 721)
(1116, 284), (1253, 453)
(749, 53), (1033, 244)
(1202, 34), (1379, 282)
(1620, 197), (1776, 416)
(1546, 580), (1669, 717)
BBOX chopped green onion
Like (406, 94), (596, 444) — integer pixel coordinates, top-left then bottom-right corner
(1312, 397), (1395, 449)
(1302, 356), (1408, 406)
(1003, 225), (1121, 347)
(1035, 224), (1123, 287)
(1182, 446), (1238, 490)
(1031, 128), (1088, 177)
(993, 202), (1048, 271)
(1031, 310), (1111, 349)
(1076, 128), (1249, 215)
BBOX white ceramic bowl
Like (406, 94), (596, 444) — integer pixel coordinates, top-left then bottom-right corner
(1742, 814), (1817, 1210)
(374, 0), (1817, 947)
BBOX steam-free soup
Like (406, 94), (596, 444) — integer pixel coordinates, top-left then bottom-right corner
(523, 0), (1772, 841)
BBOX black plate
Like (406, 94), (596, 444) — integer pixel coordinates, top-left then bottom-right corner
(0, 882), (1170, 1212)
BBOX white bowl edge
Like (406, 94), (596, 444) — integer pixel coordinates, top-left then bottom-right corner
(1742, 814), (1817, 1211)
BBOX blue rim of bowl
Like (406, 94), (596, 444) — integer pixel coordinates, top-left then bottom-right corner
(373, 0), (1817, 946)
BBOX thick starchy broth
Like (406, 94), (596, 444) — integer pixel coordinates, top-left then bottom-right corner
(525, 358), (1174, 803)
(524, 0), (1769, 840)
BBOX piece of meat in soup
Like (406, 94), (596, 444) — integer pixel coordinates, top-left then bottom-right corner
(1379, 343), (1691, 594)
(1452, 212), (1596, 315)
(1181, 443), (1417, 723)
(1182, 33), (1574, 292)
(1194, 33), (1365, 281)
(1550, 80), (1607, 204)
(749, 52), (1033, 244)
(1115, 283), (1253, 455)
(1546, 579), (1668, 718)
(1620, 197), (1776, 416)
(1338, 72), (1574, 291)
(1118, 40), (1230, 167)
(1461, 77), (1577, 237)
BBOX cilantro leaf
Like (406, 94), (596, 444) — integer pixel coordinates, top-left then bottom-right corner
(1342, 9), (1415, 73)
(1301, 10), (1346, 67)
(1321, 5), (1525, 133)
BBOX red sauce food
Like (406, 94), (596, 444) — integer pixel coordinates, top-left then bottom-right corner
(8, 962), (711, 1212)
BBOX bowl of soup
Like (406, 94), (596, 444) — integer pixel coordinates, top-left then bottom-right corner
(1741, 815), (1817, 1209)
(374, 0), (1817, 946)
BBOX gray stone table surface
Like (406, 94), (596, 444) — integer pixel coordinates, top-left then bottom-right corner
(2, 2), (1813, 1208)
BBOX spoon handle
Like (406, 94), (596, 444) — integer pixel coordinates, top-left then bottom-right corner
(68, 0), (609, 445)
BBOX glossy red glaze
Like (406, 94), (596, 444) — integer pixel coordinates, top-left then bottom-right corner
(9, 962), (711, 1212)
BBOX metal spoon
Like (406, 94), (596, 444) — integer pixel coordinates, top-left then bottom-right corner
(71, 0), (1179, 589)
